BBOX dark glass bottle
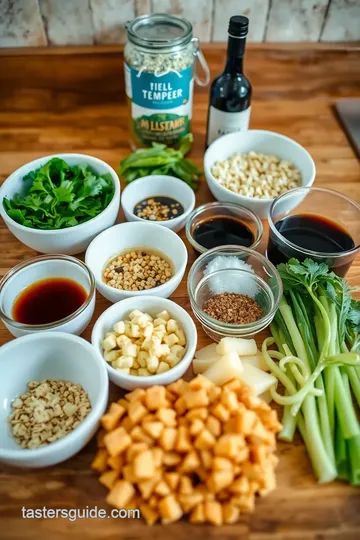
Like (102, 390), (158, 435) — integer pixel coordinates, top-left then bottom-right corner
(206, 16), (252, 147)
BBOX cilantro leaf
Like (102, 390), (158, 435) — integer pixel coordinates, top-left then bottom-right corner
(3, 158), (115, 230)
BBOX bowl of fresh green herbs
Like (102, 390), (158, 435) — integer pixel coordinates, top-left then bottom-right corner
(0, 154), (120, 255)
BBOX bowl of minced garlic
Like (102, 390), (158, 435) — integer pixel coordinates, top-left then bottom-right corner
(91, 375), (281, 525)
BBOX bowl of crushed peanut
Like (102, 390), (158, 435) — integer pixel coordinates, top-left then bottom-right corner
(0, 332), (108, 468)
(204, 130), (315, 219)
(85, 221), (188, 303)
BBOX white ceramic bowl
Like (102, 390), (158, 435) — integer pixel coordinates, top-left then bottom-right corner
(0, 255), (96, 338)
(0, 332), (109, 468)
(121, 175), (196, 232)
(204, 130), (316, 219)
(85, 222), (188, 303)
(0, 153), (121, 255)
(92, 296), (197, 390)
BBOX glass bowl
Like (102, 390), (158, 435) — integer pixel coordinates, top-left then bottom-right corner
(267, 186), (360, 277)
(187, 245), (282, 341)
(185, 201), (263, 254)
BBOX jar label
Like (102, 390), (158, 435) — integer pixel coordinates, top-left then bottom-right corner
(124, 63), (193, 145)
(206, 106), (251, 146)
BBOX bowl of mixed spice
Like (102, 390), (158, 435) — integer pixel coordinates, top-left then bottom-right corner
(187, 245), (282, 341)
(121, 175), (195, 232)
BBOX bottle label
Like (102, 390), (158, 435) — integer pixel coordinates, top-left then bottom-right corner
(207, 106), (251, 146)
(124, 62), (193, 146)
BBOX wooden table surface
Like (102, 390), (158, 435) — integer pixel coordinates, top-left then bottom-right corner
(0, 43), (360, 540)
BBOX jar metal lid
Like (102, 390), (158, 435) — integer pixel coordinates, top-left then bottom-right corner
(126, 13), (193, 50)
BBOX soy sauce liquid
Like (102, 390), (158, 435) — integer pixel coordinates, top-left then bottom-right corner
(267, 213), (355, 277)
(193, 215), (255, 250)
(13, 277), (88, 325)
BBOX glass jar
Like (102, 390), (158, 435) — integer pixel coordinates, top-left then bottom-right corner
(124, 14), (209, 149)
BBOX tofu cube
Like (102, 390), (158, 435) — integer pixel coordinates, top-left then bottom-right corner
(158, 344), (170, 357)
(113, 321), (125, 334)
(129, 309), (143, 320)
(138, 368), (151, 377)
(102, 334), (117, 352)
(115, 367), (130, 375)
(122, 342), (138, 357)
(147, 356), (159, 374)
(141, 337), (153, 350)
(156, 310), (170, 322)
(166, 319), (178, 333)
(143, 323), (154, 339)
(175, 328), (186, 346)
(130, 324), (141, 338)
(170, 345), (185, 359)
(113, 356), (134, 369)
(165, 353), (180, 368)
(157, 361), (170, 374)
(104, 350), (120, 363)
(164, 333), (179, 347)
(116, 334), (131, 348)
(153, 318), (166, 327)
(137, 351), (148, 368)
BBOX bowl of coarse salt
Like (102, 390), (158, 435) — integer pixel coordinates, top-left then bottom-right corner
(187, 245), (282, 341)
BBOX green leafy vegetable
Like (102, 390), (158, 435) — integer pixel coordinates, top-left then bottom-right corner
(118, 133), (202, 190)
(3, 158), (115, 230)
(262, 258), (360, 485)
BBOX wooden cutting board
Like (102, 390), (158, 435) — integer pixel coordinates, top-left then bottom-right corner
(0, 43), (359, 540)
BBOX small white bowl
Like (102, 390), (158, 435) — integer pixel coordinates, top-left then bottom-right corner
(91, 296), (197, 390)
(0, 255), (96, 338)
(0, 153), (121, 255)
(85, 222), (188, 303)
(121, 175), (196, 232)
(0, 332), (109, 468)
(204, 130), (316, 219)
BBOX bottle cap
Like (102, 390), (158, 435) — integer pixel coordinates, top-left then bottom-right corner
(228, 15), (249, 38)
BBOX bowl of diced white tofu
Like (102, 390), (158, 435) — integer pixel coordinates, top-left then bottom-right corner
(91, 296), (197, 390)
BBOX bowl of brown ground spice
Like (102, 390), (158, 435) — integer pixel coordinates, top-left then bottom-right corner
(187, 245), (282, 341)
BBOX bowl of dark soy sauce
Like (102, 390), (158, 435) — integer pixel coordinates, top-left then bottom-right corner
(267, 187), (360, 277)
(186, 202), (263, 254)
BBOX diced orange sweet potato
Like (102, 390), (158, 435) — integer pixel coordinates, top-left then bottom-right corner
(91, 448), (108, 473)
(189, 503), (205, 524)
(175, 426), (192, 453)
(133, 449), (155, 479)
(145, 386), (168, 410)
(128, 400), (148, 425)
(158, 495), (183, 524)
(140, 502), (159, 525)
(159, 427), (177, 451)
(99, 469), (118, 490)
(125, 388), (146, 403)
(204, 500), (223, 526)
(194, 429), (216, 450)
(101, 403), (126, 431)
(104, 426), (132, 457)
(106, 480), (135, 509)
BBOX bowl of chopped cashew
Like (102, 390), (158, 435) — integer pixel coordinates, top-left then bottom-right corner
(0, 332), (108, 468)
(204, 130), (316, 219)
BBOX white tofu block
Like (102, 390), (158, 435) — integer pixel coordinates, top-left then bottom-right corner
(192, 357), (217, 374)
(216, 337), (257, 357)
(157, 361), (170, 374)
(141, 337), (153, 350)
(132, 358), (140, 369)
(153, 326), (166, 340)
(156, 310), (170, 322)
(124, 321), (131, 336)
(202, 351), (244, 386)
(154, 317), (166, 327)
(260, 390), (272, 404)
(166, 319), (178, 333)
(194, 343), (218, 360)
(241, 351), (270, 372)
(102, 334), (117, 352)
(135, 313), (153, 328)
(130, 368), (138, 376)
(113, 321), (126, 335)
(122, 342), (138, 357)
(129, 309), (144, 320)
(164, 333), (179, 347)
(240, 364), (277, 396)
